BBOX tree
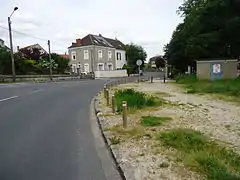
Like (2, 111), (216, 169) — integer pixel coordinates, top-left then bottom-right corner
(164, 0), (240, 73)
(125, 43), (147, 74)
(50, 53), (70, 74)
(0, 47), (11, 74)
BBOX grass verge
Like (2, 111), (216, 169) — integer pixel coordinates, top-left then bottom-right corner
(141, 116), (172, 127)
(114, 89), (164, 112)
(176, 75), (240, 100)
(158, 128), (240, 180)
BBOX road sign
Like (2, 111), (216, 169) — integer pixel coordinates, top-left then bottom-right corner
(136, 60), (142, 66)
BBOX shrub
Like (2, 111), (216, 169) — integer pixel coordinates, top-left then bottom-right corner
(115, 89), (157, 112)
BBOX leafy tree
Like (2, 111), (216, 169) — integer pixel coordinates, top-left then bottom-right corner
(50, 53), (70, 74)
(164, 0), (240, 73)
(0, 47), (11, 74)
(125, 43), (147, 74)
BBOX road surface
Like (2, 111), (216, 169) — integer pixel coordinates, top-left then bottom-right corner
(0, 80), (117, 180)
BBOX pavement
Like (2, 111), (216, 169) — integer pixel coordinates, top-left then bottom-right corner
(0, 72), (164, 180)
(0, 80), (118, 180)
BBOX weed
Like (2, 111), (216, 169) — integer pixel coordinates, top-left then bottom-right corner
(109, 136), (121, 145)
(158, 128), (240, 180)
(114, 89), (162, 112)
(159, 162), (169, 168)
(141, 116), (172, 127)
(109, 125), (143, 138)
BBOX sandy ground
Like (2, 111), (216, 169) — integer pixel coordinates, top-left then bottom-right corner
(97, 80), (240, 180)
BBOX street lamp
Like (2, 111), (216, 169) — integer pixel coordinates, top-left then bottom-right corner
(8, 7), (18, 82)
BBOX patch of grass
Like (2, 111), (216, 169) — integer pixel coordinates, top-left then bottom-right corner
(141, 116), (172, 127)
(108, 125), (143, 139)
(176, 75), (240, 100)
(109, 136), (121, 145)
(115, 89), (163, 112)
(158, 128), (240, 180)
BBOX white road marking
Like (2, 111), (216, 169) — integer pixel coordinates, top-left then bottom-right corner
(0, 96), (19, 102)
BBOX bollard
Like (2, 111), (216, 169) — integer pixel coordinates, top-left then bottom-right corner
(122, 101), (127, 128)
(112, 95), (116, 113)
(164, 74), (166, 83)
(106, 89), (110, 106)
(150, 76), (153, 83)
(104, 85), (107, 98)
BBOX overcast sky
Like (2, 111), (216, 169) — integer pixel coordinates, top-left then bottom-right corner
(0, 0), (183, 59)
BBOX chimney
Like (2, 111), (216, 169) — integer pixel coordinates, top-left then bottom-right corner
(76, 38), (81, 45)
(17, 46), (20, 52)
(99, 34), (102, 37)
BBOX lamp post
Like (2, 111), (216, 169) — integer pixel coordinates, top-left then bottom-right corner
(8, 7), (18, 82)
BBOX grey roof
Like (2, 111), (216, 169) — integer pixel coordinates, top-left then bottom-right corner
(69, 34), (125, 50)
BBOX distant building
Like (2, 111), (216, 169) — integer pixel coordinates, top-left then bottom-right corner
(68, 34), (126, 74)
(59, 53), (69, 59)
(18, 44), (47, 54)
(196, 59), (238, 79)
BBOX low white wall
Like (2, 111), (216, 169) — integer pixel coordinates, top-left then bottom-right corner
(95, 70), (127, 78)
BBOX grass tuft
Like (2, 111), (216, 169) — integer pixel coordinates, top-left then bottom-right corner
(115, 89), (163, 112)
(141, 116), (172, 127)
(158, 128), (240, 180)
(176, 75), (240, 99)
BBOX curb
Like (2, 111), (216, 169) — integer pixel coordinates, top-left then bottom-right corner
(93, 97), (127, 180)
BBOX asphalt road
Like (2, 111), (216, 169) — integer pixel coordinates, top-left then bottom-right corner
(0, 80), (114, 180)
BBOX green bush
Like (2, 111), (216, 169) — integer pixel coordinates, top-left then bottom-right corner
(158, 129), (240, 180)
(114, 89), (157, 112)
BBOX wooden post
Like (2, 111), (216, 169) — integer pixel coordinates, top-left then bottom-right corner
(106, 89), (110, 106)
(112, 95), (116, 113)
(164, 74), (166, 83)
(150, 76), (153, 83)
(122, 101), (127, 128)
(104, 85), (107, 98)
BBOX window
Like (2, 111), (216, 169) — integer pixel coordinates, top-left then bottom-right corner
(107, 63), (113, 71)
(84, 50), (89, 60)
(71, 51), (76, 60)
(98, 50), (102, 59)
(117, 52), (121, 60)
(84, 63), (89, 73)
(71, 64), (77, 73)
(98, 63), (104, 71)
(108, 51), (112, 59)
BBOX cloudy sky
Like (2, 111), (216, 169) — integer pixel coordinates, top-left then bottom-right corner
(0, 0), (183, 59)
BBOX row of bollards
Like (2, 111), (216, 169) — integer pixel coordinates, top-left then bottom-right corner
(102, 75), (166, 129)
(104, 85), (128, 128)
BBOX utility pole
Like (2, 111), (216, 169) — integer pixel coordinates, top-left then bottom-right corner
(48, 40), (52, 80)
(8, 7), (19, 82)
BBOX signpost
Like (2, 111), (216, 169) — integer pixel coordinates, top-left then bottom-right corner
(136, 60), (142, 83)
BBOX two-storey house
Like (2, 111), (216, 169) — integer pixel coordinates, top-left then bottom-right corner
(68, 34), (126, 74)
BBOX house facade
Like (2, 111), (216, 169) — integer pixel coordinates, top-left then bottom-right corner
(68, 34), (126, 74)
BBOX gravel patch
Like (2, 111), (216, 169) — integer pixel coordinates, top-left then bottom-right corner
(97, 80), (240, 180)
